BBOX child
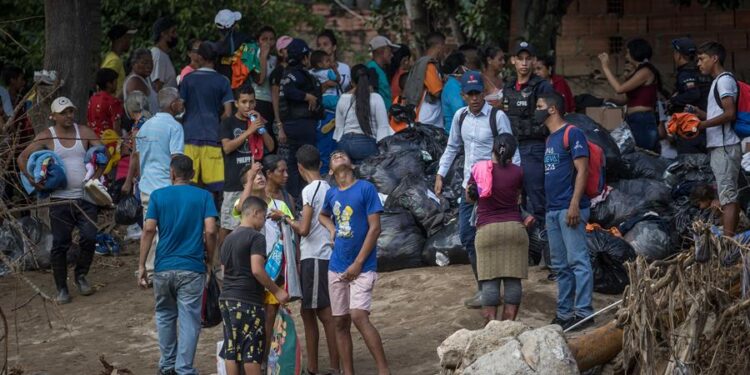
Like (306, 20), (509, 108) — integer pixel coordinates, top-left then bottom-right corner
(220, 195), (290, 375)
(87, 68), (124, 137)
(310, 50), (341, 111)
(319, 150), (390, 375)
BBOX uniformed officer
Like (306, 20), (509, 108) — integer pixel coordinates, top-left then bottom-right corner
(669, 37), (710, 154)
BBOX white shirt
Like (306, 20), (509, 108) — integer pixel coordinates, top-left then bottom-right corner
(337, 62), (352, 92)
(150, 46), (177, 89)
(300, 180), (333, 260)
(706, 73), (739, 148)
(334, 93), (393, 142)
(417, 93), (443, 129)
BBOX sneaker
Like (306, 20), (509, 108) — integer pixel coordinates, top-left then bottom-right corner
(550, 316), (575, 330)
(75, 274), (94, 296)
(157, 369), (176, 375)
(568, 315), (596, 332)
(463, 291), (482, 309)
(95, 233), (110, 256)
(56, 288), (71, 304)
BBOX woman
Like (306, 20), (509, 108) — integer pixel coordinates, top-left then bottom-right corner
(478, 45), (505, 104)
(599, 38), (667, 152)
(262, 154), (295, 213)
(534, 56), (576, 113)
(271, 36), (291, 144)
(389, 44), (412, 99)
(467, 134), (530, 323)
(123, 48), (159, 115)
(334, 64), (393, 164)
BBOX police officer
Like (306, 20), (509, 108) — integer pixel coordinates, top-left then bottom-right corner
(668, 37), (710, 154)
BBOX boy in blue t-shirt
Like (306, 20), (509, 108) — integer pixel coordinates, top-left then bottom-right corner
(538, 92), (595, 332)
(319, 150), (390, 375)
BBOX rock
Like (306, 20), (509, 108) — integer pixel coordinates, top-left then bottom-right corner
(518, 326), (579, 375)
(460, 320), (531, 369)
(464, 339), (535, 375)
(438, 328), (475, 369)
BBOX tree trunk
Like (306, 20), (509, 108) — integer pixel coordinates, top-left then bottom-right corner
(404, 0), (429, 51)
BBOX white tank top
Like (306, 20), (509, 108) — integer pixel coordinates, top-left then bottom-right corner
(49, 124), (86, 199)
(123, 74), (160, 115)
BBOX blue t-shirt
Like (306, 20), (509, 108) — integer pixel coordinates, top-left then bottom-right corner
(544, 124), (591, 211)
(136, 113), (185, 195)
(146, 185), (219, 273)
(322, 180), (383, 273)
(441, 76), (465, 133)
(179, 68), (234, 146)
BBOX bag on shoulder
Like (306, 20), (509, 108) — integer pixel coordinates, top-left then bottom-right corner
(563, 125), (606, 199)
(713, 72), (750, 138)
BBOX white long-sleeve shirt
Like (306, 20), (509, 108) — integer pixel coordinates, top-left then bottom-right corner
(333, 93), (393, 142)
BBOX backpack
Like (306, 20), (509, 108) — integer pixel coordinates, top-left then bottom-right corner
(713, 72), (750, 138)
(563, 125), (606, 199)
(457, 107), (501, 139)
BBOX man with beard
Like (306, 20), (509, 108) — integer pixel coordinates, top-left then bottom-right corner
(150, 17), (179, 91)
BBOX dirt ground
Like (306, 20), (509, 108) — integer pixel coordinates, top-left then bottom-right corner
(0, 246), (620, 375)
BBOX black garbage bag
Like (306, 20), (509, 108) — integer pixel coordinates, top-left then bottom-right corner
(563, 113), (622, 176)
(620, 151), (670, 180)
(611, 179), (671, 210)
(527, 223), (548, 266)
(386, 175), (449, 236)
(422, 219), (469, 266)
(587, 229), (636, 294)
(590, 189), (650, 228)
(377, 209), (426, 271)
(0, 217), (52, 275)
(378, 124), (448, 162)
(115, 195), (142, 225)
(621, 214), (672, 260)
(356, 149), (426, 195)
(0, 222), (23, 276)
(201, 271), (222, 328)
(662, 153), (713, 188)
(441, 154), (465, 208)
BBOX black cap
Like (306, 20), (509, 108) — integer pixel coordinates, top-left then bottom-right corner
(107, 24), (136, 41)
(672, 37), (697, 55)
(152, 17), (177, 42)
(512, 41), (537, 56)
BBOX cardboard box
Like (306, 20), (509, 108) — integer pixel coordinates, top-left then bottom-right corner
(585, 107), (625, 132)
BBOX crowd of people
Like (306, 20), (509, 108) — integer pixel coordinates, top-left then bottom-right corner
(4, 6), (744, 374)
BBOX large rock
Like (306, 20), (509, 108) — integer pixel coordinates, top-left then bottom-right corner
(518, 326), (579, 375)
(438, 328), (474, 369)
(464, 339), (535, 375)
(460, 321), (531, 369)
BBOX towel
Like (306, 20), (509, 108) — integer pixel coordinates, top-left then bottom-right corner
(471, 160), (494, 198)
(20, 150), (67, 196)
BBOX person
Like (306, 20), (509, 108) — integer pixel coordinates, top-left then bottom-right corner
(334, 64), (393, 164)
(441, 52), (468, 133)
(129, 88), (185, 282)
(101, 24), (136, 97)
(435, 71), (518, 308)
(319, 150), (390, 375)
(502, 41), (555, 235)
(366, 35), (398, 111)
(694, 41), (741, 237)
(388, 44), (412, 99)
(137, 154), (218, 375)
(251, 26), (277, 134)
(0, 66), (26, 119)
(403, 31), (445, 128)
(178, 39), (202, 85)
(283, 145), (340, 375)
(309, 50), (342, 111)
(598, 38), (666, 152)
(87, 68), (124, 137)
(271, 36), (292, 144)
(262, 154), (295, 211)
(317, 29), (352, 92)
(458, 44), (481, 71)
(219, 195), (290, 375)
(123, 48), (159, 114)
(119, 91), (153, 198)
(219, 84), (274, 245)
(214, 9), (251, 81)
(478, 45), (505, 101)
(466, 134), (530, 323)
(150, 17), (179, 91)
(18, 97), (104, 303)
(534, 56), (575, 113)
(180, 41), (235, 192)
(667, 37), (709, 154)
(537, 92), (594, 331)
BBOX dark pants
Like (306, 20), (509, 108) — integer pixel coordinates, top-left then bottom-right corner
(337, 133), (378, 165)
(626, 111), (659, 152)
(519, 140), (546, 222)
(458, 198), (478, 289)
(49, 199), (98, 290)
(283, 118), (317, 200)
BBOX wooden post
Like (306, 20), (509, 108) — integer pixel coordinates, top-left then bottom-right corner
(568, 320), (623, 372)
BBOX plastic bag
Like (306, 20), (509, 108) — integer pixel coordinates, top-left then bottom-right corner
(378, 123), (448, 162)
(356, 149), (426, 195)
(115, 195), (142, 225)
(610, 122), (636, 155)
(563, 113), (623, 176)
(590, 189), (649, 228)
(440, 154), (465, 208)
(527, 223), (549, 266)
(671, 197), (705, 250)
(267, 306), (302, 375)
(377, 209), (425, 271)
(621, 215), (672, 260)
(422, 219), (469, 266)
(662, 153), (714, 188)
(611, 179), (670, 210)
(201, 271), (222, 328)
(620, 151), (670, 180)
(385, 175), (449, 236)
(587, 229), (636, 294)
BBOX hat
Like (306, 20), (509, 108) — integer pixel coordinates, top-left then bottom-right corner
(460, 70), (484, 94)
(276, 35), (293, 51)
(672, 37), (697, 55)
(512, 41), (537, 56)
(107, 24), (137, 41)
(152, 17), (177, 42)
(50, 97), (76, 114)
(369, 36), (398, 51)
(287, 39), (311, 60)
(214, 9), (242, 29)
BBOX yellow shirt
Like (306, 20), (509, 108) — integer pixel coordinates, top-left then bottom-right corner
(101, 51), (125, 97)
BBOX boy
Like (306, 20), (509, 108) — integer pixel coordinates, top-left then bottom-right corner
(309, 50), (341, 111)
(87, 68), (124, 137)
(219, 195), (290, 375)
(319, 150), (390, 375)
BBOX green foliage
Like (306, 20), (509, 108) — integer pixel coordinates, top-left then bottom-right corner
(0, 2), (45, 72)
(451, 0), (508, 45)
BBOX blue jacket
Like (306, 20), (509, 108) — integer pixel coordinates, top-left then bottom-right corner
(21, 150), (67, 196)
(442, 76), (465, 134)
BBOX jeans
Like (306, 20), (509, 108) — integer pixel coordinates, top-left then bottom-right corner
(317, 110), (338, 175)
(519, 141), (546, 223)
(153, 270), (205, 375)
(546, 207), (593, 320)
(283, 118), (317, 200)
(458, 198), (478, 288)
(49, 199), (98, 290)
(626, 111), (659, 152)
(337, 133), (378, 165)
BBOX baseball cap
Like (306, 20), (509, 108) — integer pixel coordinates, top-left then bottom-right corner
(214, 9), (242, 29)
(107, 24), (137, 41)
(287, 38), (311, 59)
(369, 36), (398, 51)
(512, 41), (537, 56)
(51, 97), (76, 114)
(276, 35), (293, 51)
(152, 17), (177, 42)
(672, 37), (697, 55)
(460, 70), (484, 94)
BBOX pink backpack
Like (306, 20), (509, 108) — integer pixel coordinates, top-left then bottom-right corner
(471, 160), (494, 198)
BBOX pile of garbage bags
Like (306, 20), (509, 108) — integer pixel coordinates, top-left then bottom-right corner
(0, 216), (52, 276)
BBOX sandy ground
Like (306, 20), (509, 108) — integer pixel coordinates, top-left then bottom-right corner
(0, 246), (620, 375)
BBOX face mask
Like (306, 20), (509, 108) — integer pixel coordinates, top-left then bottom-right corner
(167, 36), (179, 49)
(534, 109), (550, 125)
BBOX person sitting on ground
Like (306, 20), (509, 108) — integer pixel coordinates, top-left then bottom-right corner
(88, 68), (124, 137)
(690, 183), (750, 232)
(534, 56), (575, 113)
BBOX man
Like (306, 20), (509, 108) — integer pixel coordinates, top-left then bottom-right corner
(179, 41), (234, 193)
(403, 31), (445, 128)
(138, 154), (218, 375)
(319, 150), (390, 375)
(17, 97), (104, 303)
(129, 87), (185, 281)
(214, 9), (251, 81)
(441, 52), (468, 133)
(458, 44), (481, 71)
(537, 92), (594, 331)
(101, 24), (136, 98)
(668, 37), (709, 154)
(695, 42), (741, 237)
(151, 17), (179, 91)
(435, 71), (518, 308)
(366, 35), (398, 111)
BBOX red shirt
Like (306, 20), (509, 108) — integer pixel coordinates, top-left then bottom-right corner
(87, 91), (123, 137)
(550, 74), (576, 113)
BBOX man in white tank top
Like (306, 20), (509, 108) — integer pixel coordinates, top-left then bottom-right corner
(18, 97), (105, 304)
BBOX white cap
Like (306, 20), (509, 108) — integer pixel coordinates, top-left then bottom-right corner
(215, 9), (241, 29)
(50, 97), (76, 113)
(369, 36), (398, 51)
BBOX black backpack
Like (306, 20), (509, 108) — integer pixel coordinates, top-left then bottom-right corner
(456, 107), (501, 139)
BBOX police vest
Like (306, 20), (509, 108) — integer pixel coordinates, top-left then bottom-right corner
(502, 75), (548, 142)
